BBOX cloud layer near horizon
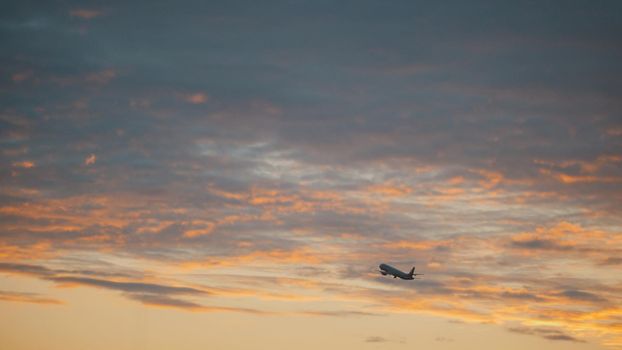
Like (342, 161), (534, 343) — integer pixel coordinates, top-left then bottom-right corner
(1, 1), (621, 349)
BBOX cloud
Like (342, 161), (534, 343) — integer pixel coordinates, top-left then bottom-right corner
(364, 335), (406, 345)
(0, 262), (204, 309)
(0, 262), (54, 277)
(11, 70), (34, 83)
(128, 292), (272, 314)
(364, 336), (388, 343)
(47, 276), (207, 296)
(0, 1), (620, 348)
(69, 9), (104, 20)
(600, 257), (622, 265)
(435, 336), (454, 342)
(558, 289), (607, 303)
(301, 310), (381, 317)
(125, 293), (204, 309)
(84, 154), (96, 165)
(508, 326), (585, 343)
(0, 290), (62, 305)
(84, 69), (117, 84)
(12, 161), (35, 169)
(507, 222), (622, 261)
(126, 293), (272, 314)
(0, 261), (278, 313)
(510, 238), (572, 251)
(183, 92), (209, 104)
(500, 290), (545, 302)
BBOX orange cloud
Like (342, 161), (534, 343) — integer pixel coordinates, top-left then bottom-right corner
(366, 183), (412, 197)
(536, 156), (622, 183)
(555, 173), (621, 184)
(447, 176), (464, 185)
(473, 169), (504, 189)
(249, 187), (297, 205)
(510, 221), (621, 252)
(208, 185), (371, 217)
(183, 92), (209, 104)
(0, 291), (63, 305)
(84, 153), (96, 165)
(183, 222), (216, 238)
(0, 242), (56, 260)
(12, 161), (35, 168)
(374, 279), (622, 346)
(381, 240), (451, 251)
(180, 247), (326, 270)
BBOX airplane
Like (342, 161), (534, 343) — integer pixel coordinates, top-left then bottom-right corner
(379, 263), (423, 280)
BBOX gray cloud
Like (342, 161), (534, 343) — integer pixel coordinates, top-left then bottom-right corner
(500, 291), (545, 302)
(0, 261), (211, 310)
(558, 289), (607, 303)
(510, 239), (573, 251)
(365, 336), (388, 343)
(0, 261), (281, 313)
(125, 293), (272, 314)
(0, 1), (620, 347)
(600, 257), (622, 265)
(0, 261), (140, 279)
(125, 293), (205, 310)
(47, 276), (207, 295)
(0, 262), (54, 276)
(508, 326), (585, 343)
(364, 335), (406, 345)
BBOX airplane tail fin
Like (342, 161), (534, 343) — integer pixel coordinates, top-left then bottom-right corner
(408, 266), (415, 277)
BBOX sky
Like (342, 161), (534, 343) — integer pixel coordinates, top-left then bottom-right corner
(1, 1), (621, 349)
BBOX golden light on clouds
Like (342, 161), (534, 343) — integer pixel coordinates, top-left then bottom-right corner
(2, 2), (621, 349)
(12, 161), (35, 168)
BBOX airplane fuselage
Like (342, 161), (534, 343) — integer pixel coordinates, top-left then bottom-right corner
(379, 263), (413, 280)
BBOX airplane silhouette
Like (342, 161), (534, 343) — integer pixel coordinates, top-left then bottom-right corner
(379, 263), (423, 280)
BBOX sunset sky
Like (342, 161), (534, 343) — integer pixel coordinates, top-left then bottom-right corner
(1, 1), (621, 349)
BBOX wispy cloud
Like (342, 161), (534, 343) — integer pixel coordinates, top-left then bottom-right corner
(12, 161), (35, 168)
(0, 262), (55, 276)
(69, 9), (104, 20)
(365, 336), (388, 343)
(301, 310), (381, 318)
(182, 92), (209, 104)
(435, 336), (454, 342)
(0, 290), (62, 305)
(1, 1), (621, 348)
(0, 262), (271, 313)
(508, 326), (586, 343)
(48, 276), (207, 296)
